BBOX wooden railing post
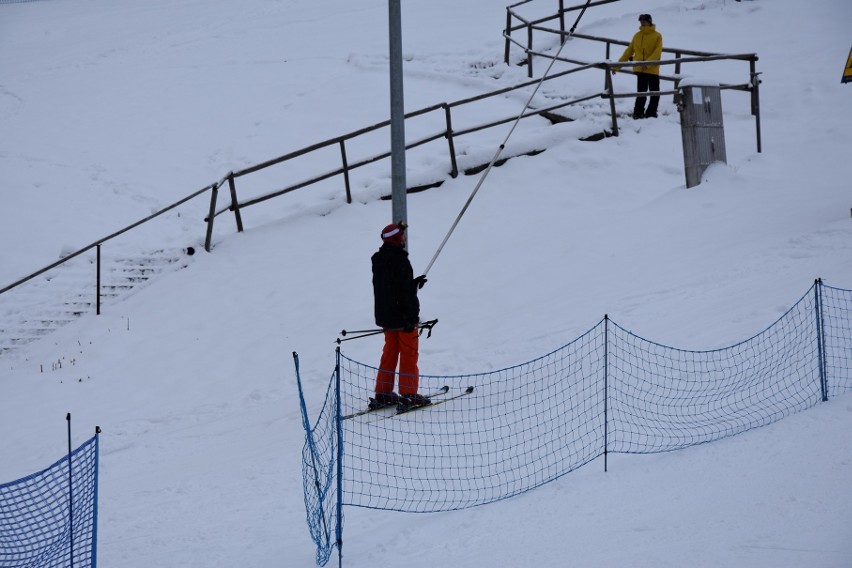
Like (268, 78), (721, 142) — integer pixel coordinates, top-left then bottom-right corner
(96, 244), (101, 315)
(227, 173), (244, 233)
(673, 51), (682, 103)
(750, 59), (762, 153)
(339, 140), (352, 204)
(504, 9), (513, 65)
(605, 66), (619, 137)
(204, 184), (218, 252)
(443, 104), (459, 178)
(527, 24), (534, 77)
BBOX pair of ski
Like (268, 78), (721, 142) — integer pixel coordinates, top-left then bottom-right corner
(342, 385), (474, 420)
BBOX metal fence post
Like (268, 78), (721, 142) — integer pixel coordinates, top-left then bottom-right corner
(603, 315), (609, 473)
(335, 347), (344, 568)
(66, 413), (75, 568)
(92, 427), (100, 568)
(814, 278), (829, 401)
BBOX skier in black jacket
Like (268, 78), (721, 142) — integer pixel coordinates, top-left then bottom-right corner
(370, 222), (429, 411)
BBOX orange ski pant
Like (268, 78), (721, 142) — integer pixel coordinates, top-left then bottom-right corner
(375, 329), (420, 396)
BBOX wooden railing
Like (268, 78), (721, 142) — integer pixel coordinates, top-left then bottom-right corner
(0, 186), (210, 300)
(2, 0), (762, 309)
(202, 68), (617, 251)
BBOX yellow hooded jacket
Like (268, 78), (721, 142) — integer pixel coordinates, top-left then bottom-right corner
(618, 25), (663, 75)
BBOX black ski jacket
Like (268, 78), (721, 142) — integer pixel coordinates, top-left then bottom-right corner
(372, 243), (420, 329)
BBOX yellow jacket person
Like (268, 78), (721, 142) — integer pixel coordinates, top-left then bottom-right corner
(616, 13), (664, 119)
(618, 17), (663, 74)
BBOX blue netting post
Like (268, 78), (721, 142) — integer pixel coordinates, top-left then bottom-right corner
(93, 426), (101, 568)
(66, 413), (75, 568)
(603, 314), (609, 473)
(335, 347), (344, 568)
(814, 278), (829, 402)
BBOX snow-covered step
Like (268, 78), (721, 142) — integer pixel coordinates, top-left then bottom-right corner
(0, 247), (194, 358)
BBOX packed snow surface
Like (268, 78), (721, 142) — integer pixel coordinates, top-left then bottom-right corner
(1, 0), (851, 566)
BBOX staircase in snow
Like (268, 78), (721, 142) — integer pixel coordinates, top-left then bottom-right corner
(0, 248), (194, 358)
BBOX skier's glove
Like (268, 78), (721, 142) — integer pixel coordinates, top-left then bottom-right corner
(414, 275), (428, 289)
(403, 323), (416, 333)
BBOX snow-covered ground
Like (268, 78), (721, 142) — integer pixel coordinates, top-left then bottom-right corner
(1, 0), (851, 566)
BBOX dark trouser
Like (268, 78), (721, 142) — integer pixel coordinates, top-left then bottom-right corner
(634, 72), (660, 116)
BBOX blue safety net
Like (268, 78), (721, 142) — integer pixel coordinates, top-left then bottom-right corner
(297, 280), (852, 566)
(297, 364), (340, 568)
(606, 287), (822, 454)
(0, 435), (99, 568)
(821, 283), (852, 397)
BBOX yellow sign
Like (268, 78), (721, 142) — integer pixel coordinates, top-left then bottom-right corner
(844, 47), (852, 84)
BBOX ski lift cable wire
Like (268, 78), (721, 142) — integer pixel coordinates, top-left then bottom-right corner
(421, 0), (594, 278)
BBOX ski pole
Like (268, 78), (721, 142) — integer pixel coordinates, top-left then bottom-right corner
(336, 319), (439, 344)
(340, 327), (382, 337)
(341, 320), (437, 337)
(336, 329), (385, 344)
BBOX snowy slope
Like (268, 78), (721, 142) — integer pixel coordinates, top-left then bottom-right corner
(1, 0), (851, 566)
